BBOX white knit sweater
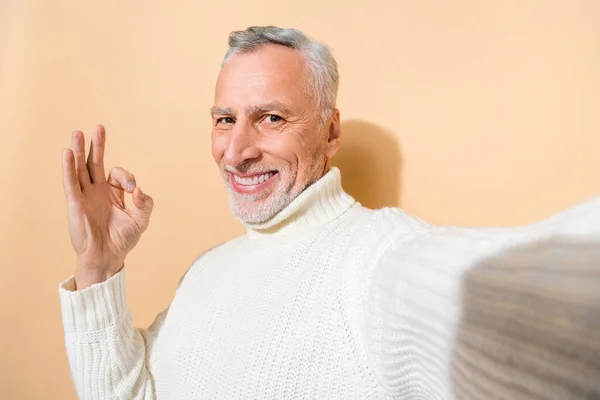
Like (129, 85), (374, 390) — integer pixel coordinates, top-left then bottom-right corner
(59, 167), (600, 399)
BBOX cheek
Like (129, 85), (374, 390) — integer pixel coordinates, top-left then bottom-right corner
(295, 130), (324, 166)
(261, 135), (301, 168)
(268, 126), (322, 169)
(211, 131), (227, 163)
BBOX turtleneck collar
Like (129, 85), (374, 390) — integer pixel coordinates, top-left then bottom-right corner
(243, 167), (356, 239)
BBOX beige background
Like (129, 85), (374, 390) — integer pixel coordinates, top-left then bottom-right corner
(1, 0), (599, 398)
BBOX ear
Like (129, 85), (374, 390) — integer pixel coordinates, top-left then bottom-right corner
(324, 108), (341, 159)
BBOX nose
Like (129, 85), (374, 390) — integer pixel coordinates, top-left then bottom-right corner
(223, 122), (261, 168)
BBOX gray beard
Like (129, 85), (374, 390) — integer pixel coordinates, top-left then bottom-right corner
(227, 186), (297, 224)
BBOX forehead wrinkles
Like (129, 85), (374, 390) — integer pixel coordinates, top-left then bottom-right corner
(219, 71), (306, 102)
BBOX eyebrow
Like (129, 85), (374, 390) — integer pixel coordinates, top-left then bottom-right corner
(210, 106), (236, 117)
(210, 101), (293, 119)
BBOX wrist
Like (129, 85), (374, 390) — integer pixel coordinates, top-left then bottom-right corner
(74, 258), (124, 290)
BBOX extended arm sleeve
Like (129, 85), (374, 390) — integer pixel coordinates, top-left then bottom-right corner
(364, 197), (600, 399)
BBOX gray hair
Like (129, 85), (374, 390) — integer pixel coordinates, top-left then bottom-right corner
(221, 26), (339, 126)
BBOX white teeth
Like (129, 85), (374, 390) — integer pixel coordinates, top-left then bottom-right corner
(233, 172), (275, 186)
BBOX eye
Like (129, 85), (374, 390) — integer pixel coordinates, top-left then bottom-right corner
(215, 117), (235, 125)
(264, 114), (283, 123)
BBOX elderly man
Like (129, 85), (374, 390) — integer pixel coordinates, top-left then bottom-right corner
(59, 26), (600, 399)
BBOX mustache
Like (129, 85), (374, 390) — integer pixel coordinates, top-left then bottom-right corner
(224, 161), (278, 174)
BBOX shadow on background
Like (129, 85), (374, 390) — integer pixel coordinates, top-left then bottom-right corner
(332, 120), (402, 209)
(451, 236), (600, 399)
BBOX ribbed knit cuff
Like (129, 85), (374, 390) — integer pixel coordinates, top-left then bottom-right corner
(58, 268), (128, 332)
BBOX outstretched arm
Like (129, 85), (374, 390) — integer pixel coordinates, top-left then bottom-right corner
(362, 198), (600, 399)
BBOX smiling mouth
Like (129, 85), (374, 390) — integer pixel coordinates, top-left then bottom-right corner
(231, 171), (278, 187)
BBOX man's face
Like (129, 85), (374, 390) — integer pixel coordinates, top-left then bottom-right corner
(211, 44), (340, 224)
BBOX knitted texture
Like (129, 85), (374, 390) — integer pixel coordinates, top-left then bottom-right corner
(59, 168), (600, 399)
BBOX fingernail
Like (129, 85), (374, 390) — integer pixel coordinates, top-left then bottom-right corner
(127, 182), (134, 192)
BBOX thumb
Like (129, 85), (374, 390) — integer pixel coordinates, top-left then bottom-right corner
(131, 186), (154, 231)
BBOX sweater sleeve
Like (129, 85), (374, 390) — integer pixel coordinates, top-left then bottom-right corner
(58, 268), (167, 400)
(364, 196), (600, 399)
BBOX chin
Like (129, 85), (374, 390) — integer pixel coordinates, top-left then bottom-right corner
(230, 203), (279, 224)
(228, 190), (294, 224)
